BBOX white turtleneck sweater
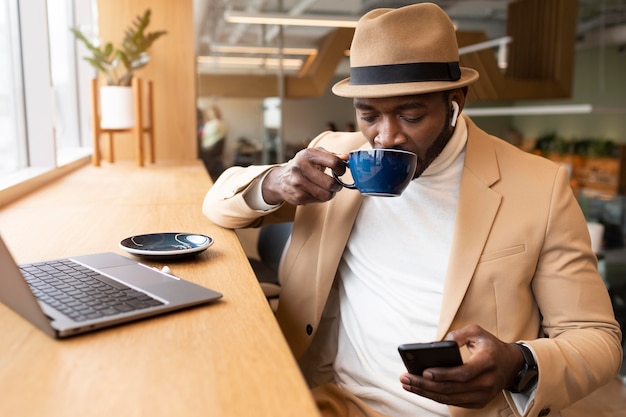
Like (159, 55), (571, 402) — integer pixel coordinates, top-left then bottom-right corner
(332, 118), (468, 417)
(243, 116), (532, 416)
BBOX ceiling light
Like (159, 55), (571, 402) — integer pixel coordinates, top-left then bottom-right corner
(459, 36), (512, 70)
(211, 44), (317, 56)
(464, 104), (593, 116)
(458, 36), (512, 55)
(224, 10), (358, 28)
(197, 55), (304, 70)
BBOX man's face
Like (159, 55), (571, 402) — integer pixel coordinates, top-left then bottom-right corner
(354, 92), (456, 179)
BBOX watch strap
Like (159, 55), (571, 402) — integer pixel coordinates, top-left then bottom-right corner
(508, 343), (539, 394)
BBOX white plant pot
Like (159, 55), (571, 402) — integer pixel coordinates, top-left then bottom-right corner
(100, 86), (134, 129)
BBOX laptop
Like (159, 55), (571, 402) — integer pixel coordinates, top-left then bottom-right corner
(0, 234), (223, 338)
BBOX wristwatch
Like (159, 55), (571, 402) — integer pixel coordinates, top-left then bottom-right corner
(508, 343), (539, 394)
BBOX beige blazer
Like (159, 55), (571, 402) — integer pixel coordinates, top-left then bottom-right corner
(203, 115), (622, 417)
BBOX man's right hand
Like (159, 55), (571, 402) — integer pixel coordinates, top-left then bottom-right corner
(261, 147), (348, 206)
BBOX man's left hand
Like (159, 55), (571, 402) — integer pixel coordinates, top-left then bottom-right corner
(399, 324), (524, 408)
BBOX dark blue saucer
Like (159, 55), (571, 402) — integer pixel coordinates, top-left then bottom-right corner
(119, 233), (213, 260)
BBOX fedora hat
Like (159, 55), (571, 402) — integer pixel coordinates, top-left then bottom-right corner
(332, 2), (479, 98)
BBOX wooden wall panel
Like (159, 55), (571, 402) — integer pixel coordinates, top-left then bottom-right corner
(461, 0), (578, 102)
(97, 0), (197, 162)
(506, 0), (576, 87)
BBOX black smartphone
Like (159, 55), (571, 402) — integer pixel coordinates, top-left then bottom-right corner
(398, 340), (463, 375)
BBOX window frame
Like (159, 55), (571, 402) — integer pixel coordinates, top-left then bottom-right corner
(0, 0), (96, 206)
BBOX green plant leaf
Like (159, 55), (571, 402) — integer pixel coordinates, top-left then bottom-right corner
(69, 8), (166, 86)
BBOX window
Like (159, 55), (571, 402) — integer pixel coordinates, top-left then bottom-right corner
(0, 0), (26, 175)
(48, 0), (82, 152)
(0, 0), (95, 187)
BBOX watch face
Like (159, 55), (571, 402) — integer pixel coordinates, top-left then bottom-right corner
(517, 368), (539, 393)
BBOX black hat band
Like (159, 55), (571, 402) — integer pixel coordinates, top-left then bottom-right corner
(350, 62), (461, 85)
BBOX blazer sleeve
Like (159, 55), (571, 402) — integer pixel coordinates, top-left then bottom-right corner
(202, 163), (293, 229)
(510, 166), (623, 416)
(201, 130), (343, 229)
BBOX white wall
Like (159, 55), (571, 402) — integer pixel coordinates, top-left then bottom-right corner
(474, 45), (626, 143)
(198, 76), (356, 165)
(197, 96), (264, 165)
(199, 43), (626, 164)
(282, 77), (357, 142)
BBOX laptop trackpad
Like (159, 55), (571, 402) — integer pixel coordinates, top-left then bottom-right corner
(102, 264), (176, 287)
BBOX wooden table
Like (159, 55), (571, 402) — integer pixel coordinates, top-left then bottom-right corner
(0, 162), (320, 417)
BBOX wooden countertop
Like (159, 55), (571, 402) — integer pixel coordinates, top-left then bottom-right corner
(0, 161), (320, 417)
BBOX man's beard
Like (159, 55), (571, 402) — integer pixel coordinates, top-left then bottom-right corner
(412, 115), (454, 179)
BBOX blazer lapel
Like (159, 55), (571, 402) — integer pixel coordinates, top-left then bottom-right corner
(436, 119), (503, 339)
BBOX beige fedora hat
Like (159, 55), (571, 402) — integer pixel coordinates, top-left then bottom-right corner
(332, 2), (479, 98)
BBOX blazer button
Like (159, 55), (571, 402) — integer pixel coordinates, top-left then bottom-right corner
(538, 408), (550, 417)
(306, 324), (313, 335)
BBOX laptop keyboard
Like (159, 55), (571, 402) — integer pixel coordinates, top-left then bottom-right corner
(20, 259), (164, 322)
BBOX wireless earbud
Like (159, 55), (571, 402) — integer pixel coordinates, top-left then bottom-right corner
(451, 101), (460, 127)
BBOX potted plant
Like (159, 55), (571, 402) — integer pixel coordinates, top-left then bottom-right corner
(71, 9), (167, 129)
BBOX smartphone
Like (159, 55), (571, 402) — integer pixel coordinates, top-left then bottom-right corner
(398, 341), (463, 375)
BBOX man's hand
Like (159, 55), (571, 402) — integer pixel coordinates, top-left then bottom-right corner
(399, 324), (524, 409)
(261, 147), (347, 206)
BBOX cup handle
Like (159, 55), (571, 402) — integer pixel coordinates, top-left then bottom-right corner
(332, 163), (357, 189)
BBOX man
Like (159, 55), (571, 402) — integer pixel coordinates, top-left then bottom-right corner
(203, 3), (622, 417)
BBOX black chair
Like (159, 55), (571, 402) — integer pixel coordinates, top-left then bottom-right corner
(602, 256), (626, 347)
(247, 222), (293, 309)
(608, 284), (626, 347)
(200, 138), (226, 181)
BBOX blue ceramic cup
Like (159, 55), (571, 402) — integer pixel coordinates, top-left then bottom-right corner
(332, 149), (417, 197)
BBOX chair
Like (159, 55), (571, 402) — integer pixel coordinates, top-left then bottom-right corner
(247, 222), (293, 310)
(601, 256), (626, 347)
(200, 137), (226, 180)
(90, 77), (155, 167)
